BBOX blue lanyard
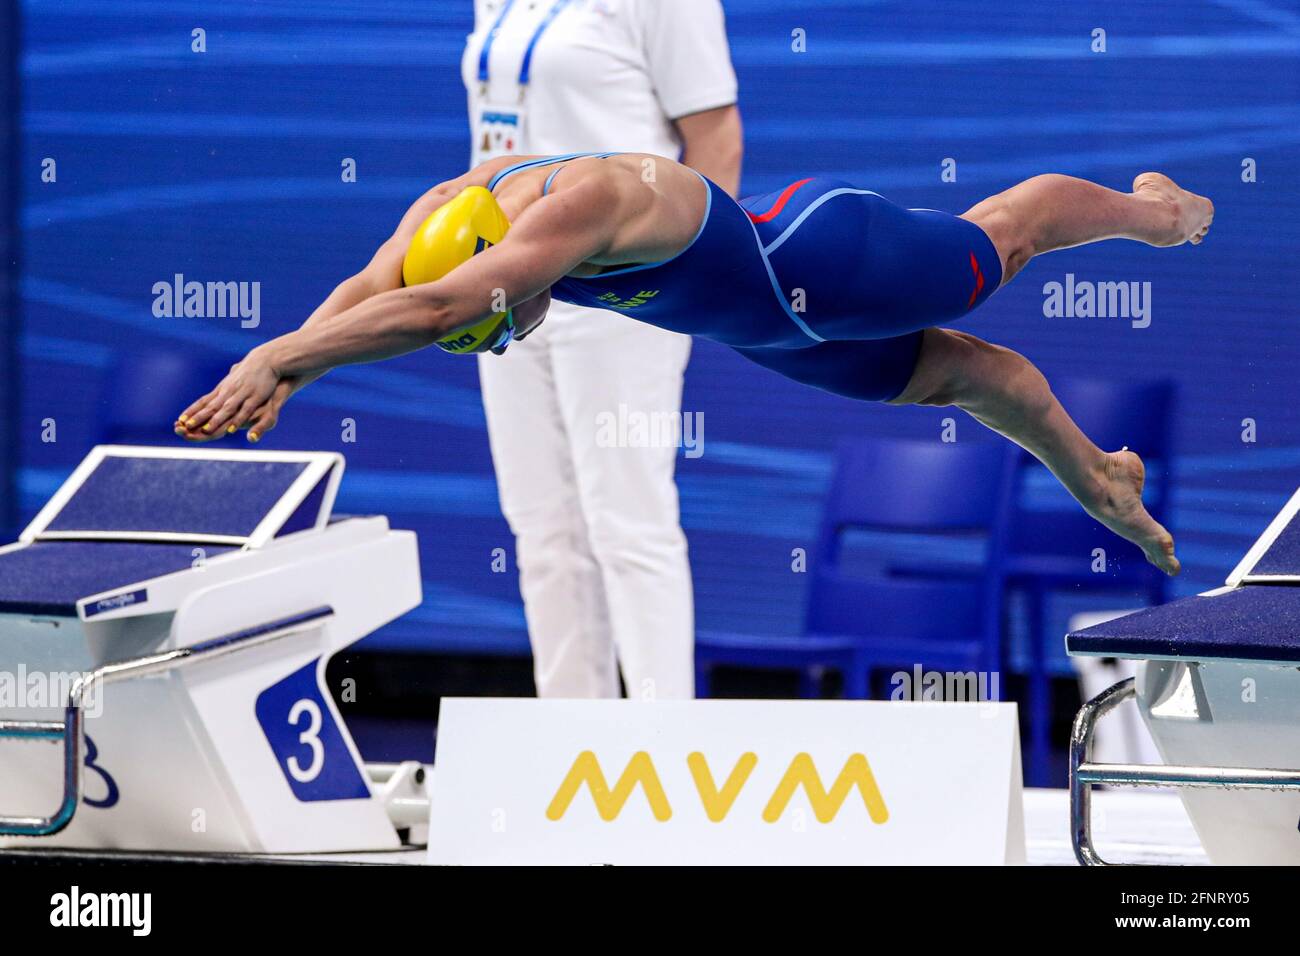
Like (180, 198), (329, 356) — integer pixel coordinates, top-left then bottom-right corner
(477, 0), (573, 88)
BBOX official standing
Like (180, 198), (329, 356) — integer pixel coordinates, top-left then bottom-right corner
(462, 0), (742, 698)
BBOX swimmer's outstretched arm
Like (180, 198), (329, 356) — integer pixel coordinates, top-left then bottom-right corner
(892, 327), (1179, 576)
(177, 158), (535, 438)
(176, 174), (618, 440)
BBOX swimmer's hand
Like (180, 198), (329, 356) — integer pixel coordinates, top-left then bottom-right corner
(239, 377), (300, 442)
(513, 288), (551, 341)
(174, 346), (285, 442)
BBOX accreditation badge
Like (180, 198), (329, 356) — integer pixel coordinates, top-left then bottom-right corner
(472, 104), (527, 165)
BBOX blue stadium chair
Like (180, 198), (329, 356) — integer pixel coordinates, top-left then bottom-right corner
(100, 350), (233, 446)
(1006, 376), (1174, 786)
(696, 437), (1015, 700)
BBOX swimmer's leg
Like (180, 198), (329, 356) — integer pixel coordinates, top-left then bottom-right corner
(731, 333), (923, 403)
(962, 173), (1213, 284)
(891, 327), (1179, 575)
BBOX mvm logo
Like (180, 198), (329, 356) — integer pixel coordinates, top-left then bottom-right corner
(546, 752), (889, 824)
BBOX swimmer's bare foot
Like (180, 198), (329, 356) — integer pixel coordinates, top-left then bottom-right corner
(1133, 172), (1214, 246)
(1083, 448), (1180, 576)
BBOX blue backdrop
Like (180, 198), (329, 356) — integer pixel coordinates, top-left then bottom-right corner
(0, 0), (17, 536)
(13, 0), (1300, 665)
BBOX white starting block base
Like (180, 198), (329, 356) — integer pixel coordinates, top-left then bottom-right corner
(0, 446), (426, 854)
(1069, 485), (1300, 866)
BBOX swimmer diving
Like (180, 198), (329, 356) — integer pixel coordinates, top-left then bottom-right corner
(174, 151), (1214, 577)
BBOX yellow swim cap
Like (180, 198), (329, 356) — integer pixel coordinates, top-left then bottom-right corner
(403, 186), (514, 355)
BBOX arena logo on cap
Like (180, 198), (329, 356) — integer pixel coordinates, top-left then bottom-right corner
(545, 750), (889, 824)
(152, 272), (261, 328)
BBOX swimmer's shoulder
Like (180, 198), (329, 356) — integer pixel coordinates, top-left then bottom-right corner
(572, 153), (703, 210)
(598, 152), (695, 185)
(461, 154), (547, 189)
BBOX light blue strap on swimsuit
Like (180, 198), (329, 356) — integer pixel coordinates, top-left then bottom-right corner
(487, 152), (620, 193)
(478, 152), (617, 355)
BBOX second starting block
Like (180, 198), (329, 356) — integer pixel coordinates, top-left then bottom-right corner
(0, 445), (426, 855)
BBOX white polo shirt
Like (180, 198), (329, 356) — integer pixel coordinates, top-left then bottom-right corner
(462, 0), (738, 160)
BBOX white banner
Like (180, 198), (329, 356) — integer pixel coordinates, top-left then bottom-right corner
(428, 699), (1024, 865)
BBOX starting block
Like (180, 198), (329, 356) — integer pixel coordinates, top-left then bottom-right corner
(1067, 486), (1300, 865)
(0, 445), (426, 854)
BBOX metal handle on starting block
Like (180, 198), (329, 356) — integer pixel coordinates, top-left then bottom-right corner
(0, 606), (334, 837)
(1069, 677), (1300, 866)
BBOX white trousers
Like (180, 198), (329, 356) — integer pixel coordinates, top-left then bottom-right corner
(478, 301), (695, 699)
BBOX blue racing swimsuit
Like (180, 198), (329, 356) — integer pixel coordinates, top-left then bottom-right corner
(488, 154), (1003, 402)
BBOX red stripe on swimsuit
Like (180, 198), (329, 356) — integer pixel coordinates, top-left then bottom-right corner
(967, 250), (985, 307)
(746, 178), (815, 224)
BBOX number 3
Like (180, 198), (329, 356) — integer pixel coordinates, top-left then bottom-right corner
(286, 699), (324, 783)
(83, 734), (120, 809)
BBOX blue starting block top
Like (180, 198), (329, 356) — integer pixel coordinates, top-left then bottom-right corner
(0, 541), (238, 616)
(1067, 585), (1300, 665)
(47, 455), (311, 538)
(23, 446), (342, 546)
(1069, 485), (1300, 664)
(0, 446), (345, 618)
(1228, 487), (1300, 584)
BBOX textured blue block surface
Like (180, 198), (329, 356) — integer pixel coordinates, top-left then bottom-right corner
(1067, 586), (1300, 663)
(47, 456), (309, 538)
(0, 541), (235, 616)
(1250, 514), (1300, 577)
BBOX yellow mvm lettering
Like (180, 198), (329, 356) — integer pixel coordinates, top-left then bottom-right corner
(545, 751), (888, 824)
